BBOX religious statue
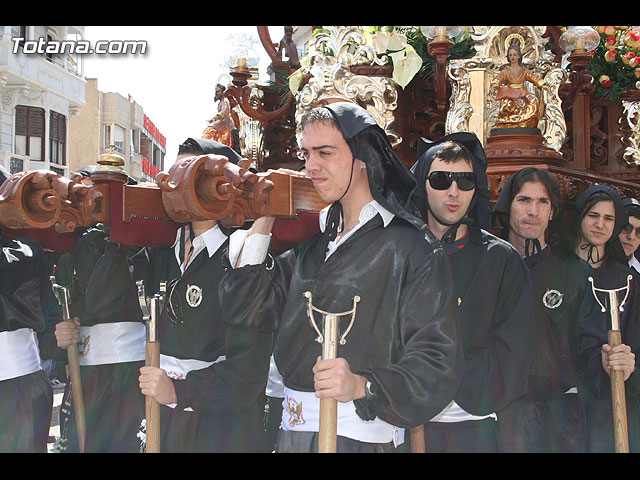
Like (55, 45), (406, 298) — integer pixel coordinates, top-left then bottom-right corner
(202, 84), (236, 147)
(490, 43), (548, 130)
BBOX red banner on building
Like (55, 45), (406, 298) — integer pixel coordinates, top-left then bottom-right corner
(142, 156), (160, 178)
(143, 114), (166, 148)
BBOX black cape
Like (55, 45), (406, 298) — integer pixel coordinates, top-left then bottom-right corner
(411, 133), (535, 416)
(221, 103), (461, 431)
(570, 186), (640, 451)
(52, 228), (145, 453)
(131, 229), (271, 453)
(0, 236), (52, 453)
(445, 227), (536, 415)
(498, 246), (593, 452)
(221, 214), (461, 428)
(576, 257), (640, 452)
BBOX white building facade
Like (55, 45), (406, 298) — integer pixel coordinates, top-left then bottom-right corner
(0, 25), (86, 177)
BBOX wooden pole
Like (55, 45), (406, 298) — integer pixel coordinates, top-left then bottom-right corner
(410, 425), (426, 453)
(144, 295), (161, 453)
(65, 319), (87, 453)
(50, 277), (86, 453)
(318, 314), (339, 453)
(137, 280), (162, 453)
(607, 292), (629, 454)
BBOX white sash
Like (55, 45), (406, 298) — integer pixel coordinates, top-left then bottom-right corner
(0, 328), (42, 381)
(77, 322), (146, 366)
(281, 387), (404, 447)
(160, 354), (225, 411)
(429, 400), (497, 423)
(265, 356), (284, 398)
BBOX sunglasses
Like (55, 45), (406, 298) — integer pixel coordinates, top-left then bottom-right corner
(622, 223), (640, 239)
(427, 171), (476, 191)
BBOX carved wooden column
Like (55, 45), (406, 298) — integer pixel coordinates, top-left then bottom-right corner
(427, 39), (454, 113)
(563, 50), (594, 171)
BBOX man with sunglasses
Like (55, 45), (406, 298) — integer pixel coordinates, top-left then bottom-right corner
(492, 167), (594, 452)
(130, 138), (272, 452)
(620, 198), (640, 274)
(220, 102), (461, 453)
(410, 132), (535, 452)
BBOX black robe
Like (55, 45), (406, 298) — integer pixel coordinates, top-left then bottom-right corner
(497, 246), (592, 452)
(0, 236), (53, 453)
(220, 214), (461, 434)
(422, 228), (534, 453)
(576, 256), (640, 452)
(443, 228), (535, 415)
(54, 229), (146, 453)
(131, 235), (272, 453)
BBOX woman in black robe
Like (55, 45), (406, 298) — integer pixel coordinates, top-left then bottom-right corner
(571, 185), (640, 452)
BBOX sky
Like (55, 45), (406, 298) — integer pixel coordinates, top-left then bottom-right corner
(81, 26), (285, 168)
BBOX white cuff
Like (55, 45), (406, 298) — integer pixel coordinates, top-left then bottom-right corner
(228, 229), (271, 268)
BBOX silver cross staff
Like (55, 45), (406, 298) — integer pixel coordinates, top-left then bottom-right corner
(588, 274), (633, 453)
(137, 280), (167, 453)
(50, 276), (87, 453)
(304, 291), (360, 453)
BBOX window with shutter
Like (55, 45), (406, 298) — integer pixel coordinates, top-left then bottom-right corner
(50, 111), (66, 165)
(14, 105), (45, 161)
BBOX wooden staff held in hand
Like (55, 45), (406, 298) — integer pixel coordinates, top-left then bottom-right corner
(137, 280), (165, 453)
(305, 291), (360, 453)
(50, 276), (87, 453)
(589, 275), (634, 453)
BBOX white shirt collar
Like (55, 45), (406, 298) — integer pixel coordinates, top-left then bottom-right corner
(173, 224), (228, 272)
(318, 199), (394, 233)
(629, 255), (640, 274)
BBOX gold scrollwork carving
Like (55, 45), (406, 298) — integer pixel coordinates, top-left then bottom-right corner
(620, 100), (640, 167)
(294, 26), (400, 147)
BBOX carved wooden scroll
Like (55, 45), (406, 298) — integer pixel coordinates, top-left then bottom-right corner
(0, 154), (328, 251)
(0, 169), (102, 232)
(156, 154), (328, 227)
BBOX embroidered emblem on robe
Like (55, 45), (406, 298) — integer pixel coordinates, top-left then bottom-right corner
(286, 396), (305, 427)
(542, 289), (563, 309)
(185, 284), (203, 308)
(78, 335), (90, 356)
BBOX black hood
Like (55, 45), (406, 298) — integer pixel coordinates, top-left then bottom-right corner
(322, 102), (425, 236)
(573, 185), (627, 264)
(176, 137), (248, 240)
(623, 197), (640, 258)
(410, 132), (491, 232)
(179, 137), (243, 165)
(622, 197), (640, 216)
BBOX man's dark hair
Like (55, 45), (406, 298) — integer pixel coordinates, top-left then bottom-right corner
(509, 167), (562, 218)
(432, 141), (472, 167)
(300, 106), (341, 133)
